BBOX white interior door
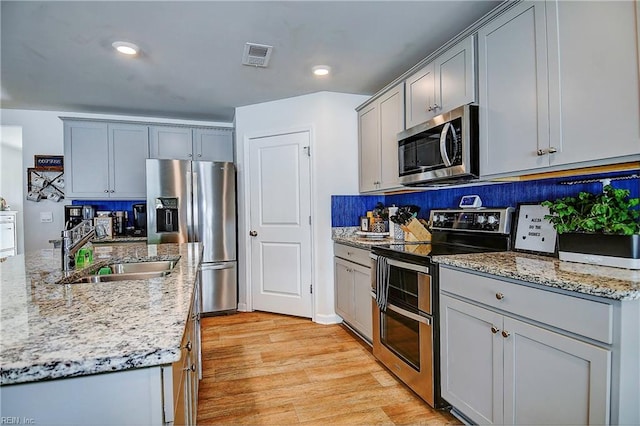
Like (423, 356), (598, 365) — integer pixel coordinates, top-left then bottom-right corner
(249, 131), (312, 318)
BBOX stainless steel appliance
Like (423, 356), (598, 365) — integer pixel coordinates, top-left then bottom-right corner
(398, 104), (478, 186)
(146, 159), (237, 315)
(371, 207), (513, 408)
(132, 203), (147, 236)
(64, 205), (84, 230)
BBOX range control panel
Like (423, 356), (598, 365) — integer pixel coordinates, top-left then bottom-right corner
(429, 207), (514, 234)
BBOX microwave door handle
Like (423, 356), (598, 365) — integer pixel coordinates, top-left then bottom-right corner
(439, 122), (456, 167)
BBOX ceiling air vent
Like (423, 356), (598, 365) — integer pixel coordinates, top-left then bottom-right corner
(242, 42), (273, 68)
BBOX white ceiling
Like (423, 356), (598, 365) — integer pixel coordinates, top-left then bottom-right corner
(1, 1), (501, 122)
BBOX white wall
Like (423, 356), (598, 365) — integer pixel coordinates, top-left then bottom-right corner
(0, 108), (232, 252)
(0, 126), (24, 253)
(235, 91), (368, 323)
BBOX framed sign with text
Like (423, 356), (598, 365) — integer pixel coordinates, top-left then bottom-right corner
(513, 203), (557, 256)
(34, 155), (64, 171)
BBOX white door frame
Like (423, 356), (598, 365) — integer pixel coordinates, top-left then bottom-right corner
(240, 125), (316, 320)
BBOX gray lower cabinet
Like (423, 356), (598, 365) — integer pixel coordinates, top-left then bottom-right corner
(439, 266), (640, 425)
(63, 120), (149, 199)
(150, 125), (233, 162)
(334, 243), (373, 342)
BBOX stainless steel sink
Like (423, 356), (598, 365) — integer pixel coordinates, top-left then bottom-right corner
(69, 259), (178, 284)
(107, 260), (178, 274)
(72, 270), (172, 283)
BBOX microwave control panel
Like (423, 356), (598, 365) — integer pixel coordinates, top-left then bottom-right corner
(430, 207), (514, 234)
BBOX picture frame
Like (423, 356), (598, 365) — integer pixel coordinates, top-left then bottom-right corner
(34, 155), (64, 171)
(27, 168), (65, 202)
(360, 216), (369, 232)
(512, 203), (558, 256)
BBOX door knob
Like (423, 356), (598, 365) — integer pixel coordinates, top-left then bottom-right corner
(249, 230), (258, 237)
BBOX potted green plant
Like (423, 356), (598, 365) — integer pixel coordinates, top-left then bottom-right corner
(541, 185), (640, 269)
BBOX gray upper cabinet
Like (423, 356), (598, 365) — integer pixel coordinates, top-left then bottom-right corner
(479, 0), (640, 178)
(150, 126), (233, 162)
(358, 83), (404, 193)
(478, 1), (549, 176)
(405, 36), (475, 129)
(64, 121), (149, 199)
(149, 126), (193, 160)
(546, 0), (640, 167)
(193, 128), (234, 162)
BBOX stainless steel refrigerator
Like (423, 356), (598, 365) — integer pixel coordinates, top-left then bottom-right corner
(146, 159), (237, 315)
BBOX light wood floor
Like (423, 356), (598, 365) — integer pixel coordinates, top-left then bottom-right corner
(197, 311), (460, 425)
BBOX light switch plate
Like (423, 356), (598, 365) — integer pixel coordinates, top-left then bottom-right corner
(40, 211), (53, 223)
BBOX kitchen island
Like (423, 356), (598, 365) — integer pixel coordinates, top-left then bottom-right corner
(0, 242), (202, 424)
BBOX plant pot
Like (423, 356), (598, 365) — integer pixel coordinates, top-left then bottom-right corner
(558, 233), (640, 270)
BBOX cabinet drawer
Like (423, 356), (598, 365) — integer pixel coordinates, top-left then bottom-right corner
(334, 243), (371, 267)
(440, 267), (613, 344)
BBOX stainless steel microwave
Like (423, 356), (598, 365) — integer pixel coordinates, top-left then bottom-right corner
(398, 104), (478, 186)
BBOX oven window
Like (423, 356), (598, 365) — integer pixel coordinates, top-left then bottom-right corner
(381, 308), (420, 371)
(388, 265), (418, 311)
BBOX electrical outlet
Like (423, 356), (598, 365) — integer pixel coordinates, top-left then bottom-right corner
(40, 212), (53, 223)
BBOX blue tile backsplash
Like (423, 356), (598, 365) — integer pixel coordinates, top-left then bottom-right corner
(71, 200), (145, 227)
(331, 170), (639, 227)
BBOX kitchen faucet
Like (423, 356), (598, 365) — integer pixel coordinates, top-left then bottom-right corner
(61, 220), (95, 271)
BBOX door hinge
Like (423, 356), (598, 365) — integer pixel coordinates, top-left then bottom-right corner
(310, 284), (313, 294)
(304, 146), (311, 157)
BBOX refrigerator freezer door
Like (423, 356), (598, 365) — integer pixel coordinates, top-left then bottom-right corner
(193, 161), (236, 263)
(146, 159), (192, 244)
(200, 262), (237, 314)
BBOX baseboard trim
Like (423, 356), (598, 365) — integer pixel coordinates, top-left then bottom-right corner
(314, 313), (342, 325)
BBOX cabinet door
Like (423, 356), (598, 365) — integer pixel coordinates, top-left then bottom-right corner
(193, 128), (234, 162)
(334, 258), (355, 324)
(405, 63), (435, 128)
(358, 103), (380, 193)
(0, 222), (16, 255)
(503, 317), (611, 425)
(440, 294), (504, 425)
(547, 0), (640, 166)
(109, 124), (149, 198)
(378, 83), (404, 191)
(149, 126), (193, 160)
(478, 1), (550, 177)
(352, 262), (373, 341)
(64, 121), (110, 198)
(435, 36), (475, 113)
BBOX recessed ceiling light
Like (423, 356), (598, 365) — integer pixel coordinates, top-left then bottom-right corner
(312, 65), (331, 76)
(112, 41), (139, 56)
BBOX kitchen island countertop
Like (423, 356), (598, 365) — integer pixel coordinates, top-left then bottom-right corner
(433, 251), (640, 301)
(0, 242), (202, 385)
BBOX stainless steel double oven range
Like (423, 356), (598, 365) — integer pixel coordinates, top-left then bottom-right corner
(370, 207), (513, 408)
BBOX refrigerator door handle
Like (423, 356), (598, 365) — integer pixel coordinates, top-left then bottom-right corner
(201, 262), (236, 271)
(186, 168), (194, 242)
(191, 170), (199, 242)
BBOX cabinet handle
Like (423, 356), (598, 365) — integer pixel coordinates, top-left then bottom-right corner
(197, 154), (202, 157)
(495, 292), (504, 300)
(537, 147), (557, 156)
(427, 105), (433, 112)
(501, 330), (510, 338)
(433, 103), (439, 111)
(537, 149), (546, 156)
(110, 190), (115, 193)
(491, 326), (499, 334)
(185, 341), (192, 351)
(104, 190), (109, 193)
(190, 364), (196, 372)
(188, 153), (193, 157)
(548, 147), (557, 154)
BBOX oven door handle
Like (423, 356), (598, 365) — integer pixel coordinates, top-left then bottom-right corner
(371, 254), (429, 274)
(371, 292), (431, 326)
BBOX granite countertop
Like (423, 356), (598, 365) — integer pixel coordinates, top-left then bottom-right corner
(332, 226), (396, 249)
(0, 242), (202, 385)
(433, 251), (640, 301)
